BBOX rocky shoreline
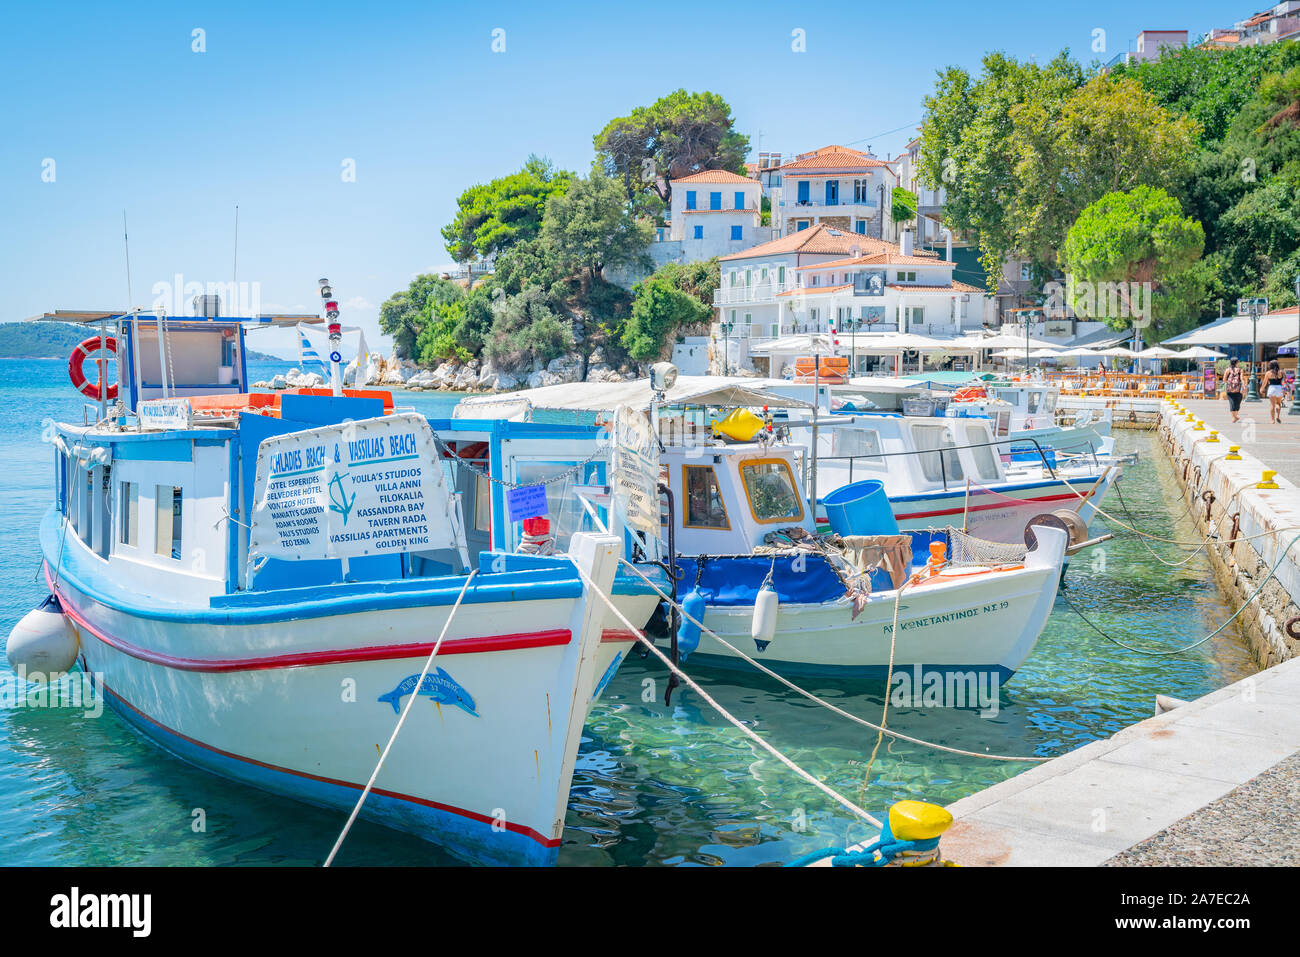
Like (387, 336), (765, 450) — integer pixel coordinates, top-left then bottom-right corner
(253, 348), (653, 395)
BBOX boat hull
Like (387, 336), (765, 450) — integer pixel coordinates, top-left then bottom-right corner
(44, 533), (642, 866)
(685, 526), (1067, 685)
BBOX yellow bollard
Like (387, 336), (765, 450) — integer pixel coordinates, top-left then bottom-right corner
(1257, 470), (1280, 490)
(1206, 430), (1219, 443)
(1193, 419), (1205, 431)
(1225, 445), (1243, 460)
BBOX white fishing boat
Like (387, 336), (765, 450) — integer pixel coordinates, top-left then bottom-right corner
(793, 410), (1120, 545)
(11, 299), (667, 866)
(459, 369), (1094, 686)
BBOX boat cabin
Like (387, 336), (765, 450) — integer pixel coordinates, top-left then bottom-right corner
(661, 443), (813, 555)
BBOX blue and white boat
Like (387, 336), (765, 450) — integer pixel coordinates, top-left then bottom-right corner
(11, 303), (666, 866)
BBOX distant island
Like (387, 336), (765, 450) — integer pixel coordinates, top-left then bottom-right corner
(0, 322), (287, 361)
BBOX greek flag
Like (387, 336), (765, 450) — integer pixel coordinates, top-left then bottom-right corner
(298, 328), (329, 375)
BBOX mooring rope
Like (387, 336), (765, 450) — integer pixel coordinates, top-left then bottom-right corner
(617, 559), (1049, 764)
(1064, 530), (1300, 657)
(323, 569), (479, 867)
(571, 560), (887, 830)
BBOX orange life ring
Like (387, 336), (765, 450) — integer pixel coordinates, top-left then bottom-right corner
(953, 386), (987, 402)
(68, 336), (118, 401)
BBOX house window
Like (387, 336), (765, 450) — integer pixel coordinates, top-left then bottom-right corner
(740, 460), (804, 523)
(778, 266), (785, 284)
(683, 465), (730, 529)
(760, 268), (768, 280)
(1019, 263), (1032, 282)
(897, 271), (917, 282)
(709, 191), (722, 210)
(855, 220), (866, 234)
(155, 485), (182, 560)
(734, 191), (745, 210)
(745, 270), (751, 285)
(686, 190), (697, 210)
(797, 180), (810, 204)
(731, 225), (743, 241)
(796, 220), (809, 231)
(731, 271), (739, 287)
(854, 179), (869, 203)
(825, 180), (839, 205)
(119, 481), (138, 547)
(693, 225), (703, 240)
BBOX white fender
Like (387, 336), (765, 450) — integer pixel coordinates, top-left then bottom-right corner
(6, 596), (79, 678)
(752, 584), (779, 645)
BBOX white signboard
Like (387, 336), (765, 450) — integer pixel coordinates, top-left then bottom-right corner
(611, 405), (660, 535)
(138, 398), (192, 431)
(249, 412), (461, 563)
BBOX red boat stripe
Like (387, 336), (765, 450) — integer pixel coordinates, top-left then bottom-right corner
(895, 492), (1079, 521)
(600, 629), (640, 643)
(55, 589), (574, 673)
(96, 679), (560, 849)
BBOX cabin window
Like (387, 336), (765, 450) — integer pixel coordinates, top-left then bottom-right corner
(912, 425), (964, 485)
(1045, 391), (1058, 412)
(474, 474), (492, 533)
(996, 389), (1020, 408)
(119, 481), (139, 547)
(740, 460), (804, 523)
(962, 425), (1001, 482)
(1027, 391), (1042, 414)
(155, 485), (183, 560)
(683, 465), (730, 529)
(831, 428), (885, 466)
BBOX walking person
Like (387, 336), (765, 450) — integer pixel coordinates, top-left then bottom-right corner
(1265, 359), (1286, 423)
(1224, 357), (1245, 423)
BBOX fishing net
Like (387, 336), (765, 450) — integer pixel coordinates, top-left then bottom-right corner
(944, 526), (1027, 566)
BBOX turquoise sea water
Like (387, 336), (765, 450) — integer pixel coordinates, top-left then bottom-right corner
(0, 359), (1254, 866)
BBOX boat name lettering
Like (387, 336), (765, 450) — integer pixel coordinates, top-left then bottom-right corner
(882, 601), (1008, 634)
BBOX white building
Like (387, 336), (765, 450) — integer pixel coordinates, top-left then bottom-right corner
(712, 224), (996, 376)
(666, 169), (765, 254)
(767, 145), (900, 240)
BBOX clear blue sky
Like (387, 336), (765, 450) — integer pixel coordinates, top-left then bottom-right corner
(0, 0), (1240, 357)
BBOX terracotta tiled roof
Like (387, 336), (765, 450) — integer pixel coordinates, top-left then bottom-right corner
(887, 281), (986, 293)
(775, 284), (855, 298)
(797, 250), (951, 269)
(778, 145), (893, 172)
(671, 169), (755, 184)
(719, 224), (887, 261)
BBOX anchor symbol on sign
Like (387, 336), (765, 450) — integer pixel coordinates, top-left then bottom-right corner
(329, 473), (356, 525)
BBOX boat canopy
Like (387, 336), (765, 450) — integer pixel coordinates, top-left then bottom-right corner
(454, 376), (813, 419)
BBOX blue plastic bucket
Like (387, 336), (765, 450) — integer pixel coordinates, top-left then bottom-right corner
(821, 479), (899, 537)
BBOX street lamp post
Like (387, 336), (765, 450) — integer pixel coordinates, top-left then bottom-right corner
(1246, 301), (1262, 402)
(1291, 275), (1300, 416)
(720, 320), (733, 376)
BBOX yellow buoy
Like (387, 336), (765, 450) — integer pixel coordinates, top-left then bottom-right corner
(711, 407), (766, 442)
(888, 800), (953, 841)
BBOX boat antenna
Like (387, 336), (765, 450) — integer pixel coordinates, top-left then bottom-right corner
(233, 204), (239, 291)
(122, 210), (134, 310)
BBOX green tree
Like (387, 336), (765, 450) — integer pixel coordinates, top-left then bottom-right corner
(1060, 186), (1206, 339)
(594, 90), (750, 205)
(1009, 75), (1200, 271)
(891, 187), (917, 224)
(484, 287), (574, 369)
(620, 274), (711, 361)
(440, 156), (574, 263)
(1112, 42), (1300, 145)
(379, 274), (463, 358)
(540, 169), (653, 289)
(918, 52), (1085, 287)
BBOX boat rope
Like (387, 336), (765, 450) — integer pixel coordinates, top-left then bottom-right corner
(322, 569), (479, 867)
(1109, 480), (1234, 569)
(617, 559), (1049, 764)
(213, 505), (253, 531)
(856, 576), (911, 807)
(570, 560), (885, 830)
(1063, 530), (1300, 657)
